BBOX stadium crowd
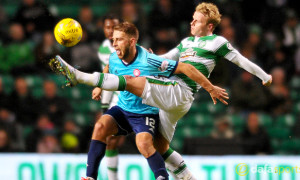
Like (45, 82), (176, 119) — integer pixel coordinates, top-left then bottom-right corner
(0, 0), (300, 155)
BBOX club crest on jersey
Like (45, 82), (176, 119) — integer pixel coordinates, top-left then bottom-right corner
(198, 40), (206, 48)
(180, 48), (196, 58)
(158, 60), (169, 72)
(133, 69), (141, 77)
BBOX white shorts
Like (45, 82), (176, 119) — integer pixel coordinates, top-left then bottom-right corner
(101, 90), (119, 109)
(141, 76), (194, 142)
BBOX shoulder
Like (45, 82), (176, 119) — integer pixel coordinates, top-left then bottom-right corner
(180, 37), (193, 44)
(213, 35), (229, 46)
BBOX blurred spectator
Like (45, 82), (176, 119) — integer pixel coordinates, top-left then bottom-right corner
(211, 116), (235, 139)
(240, 112), (271, 155)
(37, 135), (61, 153)
(0, 6), (9, 44)
(111, 0), (147, 42)
(0, 23), (35, 74)
(231, 71), (268, 112)
(39, 80), (71, 126)
(0, 108), (23, 151)
(148, 0), (179, 47)
(282, 9), (300, 49)
(268, 67), (291, 115)
(0, 77), (9, 109)
(60, 120), (81, 153)
(8, 77), (39, 125)
(34, 31), (60, 73)
(0, 129), (13, 152)
(13, 0), (55, 41)
(265, 48), (294, 80)
(68, 30), (100, 72)
(78, 6), (97, 42)
(295, 47), (300, 75)
(25, 114), (55, 152)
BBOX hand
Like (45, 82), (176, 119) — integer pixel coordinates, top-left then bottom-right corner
(92, 87), (102, 101)
(209, 86), (229, 105)
(263, 75), (272, 86)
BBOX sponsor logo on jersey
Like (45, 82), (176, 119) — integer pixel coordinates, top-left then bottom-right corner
(133, 69), (141, 77)
(158, 60), (169, 72)
(198, 40), (206, 48)
(180, 48), (196, 58)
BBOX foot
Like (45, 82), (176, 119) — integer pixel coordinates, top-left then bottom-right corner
(81, 177), (95, 180)
(48, 55), (78, 87)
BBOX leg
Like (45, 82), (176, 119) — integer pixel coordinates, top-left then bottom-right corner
(105, 136), (125, 180)
(86, 115), (118, 180)
(154, 132), (196, 180)
(136, 132), (169, 179)
(50, 55), (146, 96)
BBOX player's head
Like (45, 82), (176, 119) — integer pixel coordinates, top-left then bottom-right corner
(112, 22), (139, 59)
(191, 2), (221, 37)
(102, 14), (122, 41)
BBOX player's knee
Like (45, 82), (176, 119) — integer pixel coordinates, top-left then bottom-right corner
(94, 121), (110, 136)
(136, 140), (154, 158)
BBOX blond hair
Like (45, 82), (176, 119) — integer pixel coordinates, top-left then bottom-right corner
(196, 2), (221, 30)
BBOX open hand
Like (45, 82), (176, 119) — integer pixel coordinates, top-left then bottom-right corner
(209, 86), (229, 105)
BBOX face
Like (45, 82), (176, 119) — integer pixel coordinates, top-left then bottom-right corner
(190, 11), (212, 37)
(103, 19), (119, 40)
(43, 81), (56, 98)
(112, 30), (132, 59)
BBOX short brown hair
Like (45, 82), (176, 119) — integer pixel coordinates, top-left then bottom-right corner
(196, 2), (221, 30)
(114, 22), (139, 40)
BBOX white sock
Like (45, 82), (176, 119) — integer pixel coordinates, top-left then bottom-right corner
(163, 149), (197, 180)
(97, 74), (126, 91)
(75, 70), (100, 86)
(106, 150), (119, 180)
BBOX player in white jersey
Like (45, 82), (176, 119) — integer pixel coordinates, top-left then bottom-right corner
(97, 14), (124, 180)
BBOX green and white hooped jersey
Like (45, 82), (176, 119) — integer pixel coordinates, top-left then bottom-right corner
(98, 39), (115, 70)
(171, 34), (237, 93)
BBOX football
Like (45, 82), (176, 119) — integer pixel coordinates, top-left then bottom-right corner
(54, 18), (82, 47)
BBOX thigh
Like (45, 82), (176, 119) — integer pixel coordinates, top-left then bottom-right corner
(127, 113), (160, 138)
(104, 106), (133, 136)
(141, 76), (194, 112)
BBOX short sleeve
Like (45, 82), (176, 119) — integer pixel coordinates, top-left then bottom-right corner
(147, 53), (178, 77)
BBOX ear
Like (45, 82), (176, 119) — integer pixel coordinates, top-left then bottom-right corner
(130, 38), (137, 46)
(208, 23), (214, 31)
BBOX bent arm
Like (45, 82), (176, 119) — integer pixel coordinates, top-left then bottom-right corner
(230, 52), (271, 83)
(174, 62), (214, 92)
(103, 64), (109, 73)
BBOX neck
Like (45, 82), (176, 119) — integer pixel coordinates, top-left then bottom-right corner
(195, 32), (213, 38)
(123, 46), (137, 63)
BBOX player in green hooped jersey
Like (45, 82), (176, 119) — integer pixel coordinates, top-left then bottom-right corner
(50, 3), (271, 180)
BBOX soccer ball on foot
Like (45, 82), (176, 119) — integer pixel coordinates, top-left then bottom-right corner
(54, 18), (82, 47)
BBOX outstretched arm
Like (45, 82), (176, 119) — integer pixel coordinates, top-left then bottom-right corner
(159, 48), (180, 61)
(230, 52), (272, 86)
(174, 62), (229, 105)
